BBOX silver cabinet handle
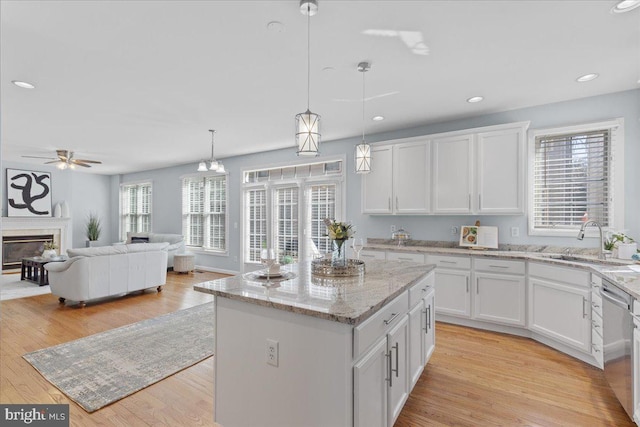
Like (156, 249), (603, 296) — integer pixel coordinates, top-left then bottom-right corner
(592, 344), (600, 353)
(396, 196), (399, 210)
(422, 309), (428, 332)
(398, 257), (414, 261)
(468, 194), (471, 210)
(582, 297), (588, 319)
(384, 312), (400, 325)
(386, 350), (393, 387)
(592, 320), (600, 329)
(392, 342), (399, 378)
(476, 278), (479, 294)
(427, 305), (431, 330)
(591, 302), (600, 309)
(440, 260), (457, 265)
(466, 276), (469, 293)
(478, 194), (481, 210)
(489, 265), (509, 269)
(388, 197), (391, 210)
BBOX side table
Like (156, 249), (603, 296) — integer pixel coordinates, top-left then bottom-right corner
(174, 253), (195, 274)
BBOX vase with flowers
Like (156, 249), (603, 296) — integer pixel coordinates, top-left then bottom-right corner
(324, 218), (354, 267)
(42, 241), (58, 259)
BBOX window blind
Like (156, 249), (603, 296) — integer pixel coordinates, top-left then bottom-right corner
(309, 183), (336, 254)
(533, 129), (610, 229)
(246, 189), (267, 262)
(182, 175), (226, 251)
(120, 182), (152, 240)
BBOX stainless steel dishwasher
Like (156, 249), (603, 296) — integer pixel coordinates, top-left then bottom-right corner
(600, 280), (634, 419)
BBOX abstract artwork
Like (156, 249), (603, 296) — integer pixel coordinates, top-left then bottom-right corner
(6, 168), (52, 217)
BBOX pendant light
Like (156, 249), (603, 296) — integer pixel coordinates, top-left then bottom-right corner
(295, 0), (321, 156)
(355, 61), (371, 174)
(197, 129), (225, 173)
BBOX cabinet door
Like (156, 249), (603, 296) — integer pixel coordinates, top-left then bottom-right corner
(473, 272), (526, 327)
(432, 134), (472, 214)
(408, 302), (425, 391)
(354, 337), (388, 427)
(475, 126), (525, 214)
(362, 145), (393, 214)
(387, 315), (409, 427)
(528, 277), (591, 352)
(393, 140), (430, 214)
(634, 327), (640, 424)
(434, 269), (471, 318)
(424, 287), (436, 364)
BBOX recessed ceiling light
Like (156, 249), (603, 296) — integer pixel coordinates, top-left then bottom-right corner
(372, 115), (384, 121)
(267, 21), (285, 32)
(467, 96), (483, 103)
(12, 80), (35, 89)
(576, 73), (599, 82)
(611, 0), (640, 13)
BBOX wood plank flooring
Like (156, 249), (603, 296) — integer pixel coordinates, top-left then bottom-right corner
(1, 271), (634, 426)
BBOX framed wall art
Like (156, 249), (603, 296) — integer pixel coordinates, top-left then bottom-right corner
(6, 168), (52, 217)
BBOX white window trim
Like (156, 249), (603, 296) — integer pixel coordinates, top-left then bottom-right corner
(527, 118), (624, 237)
(181, 173), (229, 255)
(241, 155), (346, 271)
(119, 180), (153, 241)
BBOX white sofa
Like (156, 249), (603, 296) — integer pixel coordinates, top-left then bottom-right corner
(44, 242), (169, 308)
(126, 232), (185, 269)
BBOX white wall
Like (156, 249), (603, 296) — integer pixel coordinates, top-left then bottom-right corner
(109, 88), (638, 272)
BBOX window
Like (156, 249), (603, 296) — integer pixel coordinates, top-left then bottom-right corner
(244, 160), (343, 263)
(120, 182), (152, 240)
(529, 119), (623, 236)
(182, 175), (227, 251)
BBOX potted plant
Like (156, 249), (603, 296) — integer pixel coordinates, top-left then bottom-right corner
(85, 213), (102, 247)
(42, 241), (58, 258)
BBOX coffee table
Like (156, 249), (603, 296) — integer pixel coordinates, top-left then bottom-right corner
(21, 257), (66, 286)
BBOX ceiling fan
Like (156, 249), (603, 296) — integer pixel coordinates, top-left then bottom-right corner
(22, 150), (102, 169)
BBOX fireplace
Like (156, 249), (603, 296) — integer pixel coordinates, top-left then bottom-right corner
(2, 234), (54, 270)
(1, 217), (72, 274)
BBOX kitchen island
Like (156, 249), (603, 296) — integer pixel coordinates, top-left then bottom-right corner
(195, 260), (435, 427)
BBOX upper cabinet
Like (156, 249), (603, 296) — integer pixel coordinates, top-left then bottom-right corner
(362, 140), (430, 215)
(362, 121), (529, 216)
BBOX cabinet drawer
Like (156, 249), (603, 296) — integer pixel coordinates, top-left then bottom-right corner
(591, 290), (603, 317)
(409, 272), (434, 308)
(387, 251), (425, 263)
(591, 274), (602, 291)
(427, 255), (471, 270)
(474, 258), (525, 275)
(360, 250), (386, 261)
(592, 328), (603, 368)
(528, 262), (589, 288)
(354, 292), (409, 359)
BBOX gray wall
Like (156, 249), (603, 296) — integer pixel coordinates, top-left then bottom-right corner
(1, 161), (113, 249)
(114, 89), (639, 273)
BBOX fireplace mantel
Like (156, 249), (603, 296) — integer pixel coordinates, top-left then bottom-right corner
(1, 217), (73, 256)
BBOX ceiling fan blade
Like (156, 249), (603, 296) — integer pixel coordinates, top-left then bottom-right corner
(73, 159), (102, 164)
(44, 160), (61, 164)
(21, 155), (57, 160)
(72, 162), (91, 168)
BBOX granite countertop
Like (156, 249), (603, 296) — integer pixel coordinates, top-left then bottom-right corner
(365, 240), (640, 299)
(194, 261), (434, 326)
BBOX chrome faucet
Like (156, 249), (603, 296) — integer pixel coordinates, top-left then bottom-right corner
(577, 220), (605, 260)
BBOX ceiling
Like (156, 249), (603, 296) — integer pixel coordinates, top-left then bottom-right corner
(1, 0), (638, 175)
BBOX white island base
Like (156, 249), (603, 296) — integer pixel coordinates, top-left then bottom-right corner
(196, 261), (436, 427)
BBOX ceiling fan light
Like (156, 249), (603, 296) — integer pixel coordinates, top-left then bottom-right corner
(197, 161), (208, 172)
(611, 0), (640, 13)
(355, 142), (371, 174)
(296, 110), (321, 156)
(57, 162), (68, 170)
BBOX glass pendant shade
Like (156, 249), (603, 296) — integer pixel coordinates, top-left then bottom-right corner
(208, 160), (219, 171)
(216, 163), (226, 173)
(197, 161), (208, 172)
(355, 142), (371, 174)
(296, 109), (321, 156)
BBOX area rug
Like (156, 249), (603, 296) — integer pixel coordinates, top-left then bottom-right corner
(23, 302), (214, 412)
(0, 276), (51, 301)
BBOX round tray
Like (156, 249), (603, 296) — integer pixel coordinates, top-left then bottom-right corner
(311, 259), (365, 277)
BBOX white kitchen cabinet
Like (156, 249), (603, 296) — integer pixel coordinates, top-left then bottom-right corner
(591, 275), (604, 368)
(528, 263), (591, 353)
(393, 140), (430, 214)
(354, 337), (388, 427)
(362, 145), (393, 214)
(424, 286), (436, 364)
(475, 125), (526, 214)
(387, 251), (425, 263)
(408, 302), (425, 390)
(434, 269), (471, 318)
(633, 300), (640, 425)
(387, 315), (409, 427)
(362, 140), (430, 215)
(360, 250), (386, 261)
(473, 271), (526, 327)
(432, 134), (473, 214)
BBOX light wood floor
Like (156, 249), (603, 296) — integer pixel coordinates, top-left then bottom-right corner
(1, 271), (634, 427)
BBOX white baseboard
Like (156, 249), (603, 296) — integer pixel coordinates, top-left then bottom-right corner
(194, 265), (239, 276)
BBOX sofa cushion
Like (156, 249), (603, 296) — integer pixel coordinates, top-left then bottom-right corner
(67, 245), (128, 258)
(125, 242), (169, 253)
(149, 233), (184, 245)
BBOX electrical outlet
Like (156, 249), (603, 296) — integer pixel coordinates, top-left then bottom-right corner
(511, 227), (520, 238)
(266, 339), (279, 367)
(390, 225), (396, 233)
(450, 226), (459, 235)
